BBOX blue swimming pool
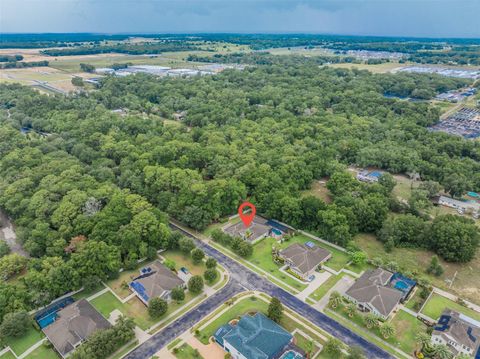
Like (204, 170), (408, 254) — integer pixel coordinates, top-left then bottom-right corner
(281, 351), (304, 359)
(271, 228), (282, 236)
(395, 280), (409, 291)
(37, 312), (58, 329)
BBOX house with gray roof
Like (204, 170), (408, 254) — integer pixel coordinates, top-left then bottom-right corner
(214, 313), (294, 359)
(223, 216), (272, 243)
(431, 309), (480, 358)
(344, 268), (403, 320)
(279, 242), (331, 279)
(130, 260), (185, 305)
(43, 299), (111, 358)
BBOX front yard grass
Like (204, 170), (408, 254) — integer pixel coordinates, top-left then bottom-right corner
(173, 343), (203, 359)
(421, 293), (480, 321)
(293, 332), (321, 357)
(249, 236), (308, 291)
(307, 273), (347, 302)
(4, 325), (44, 356)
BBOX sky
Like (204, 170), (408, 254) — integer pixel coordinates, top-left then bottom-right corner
(1, 0), (479, 38)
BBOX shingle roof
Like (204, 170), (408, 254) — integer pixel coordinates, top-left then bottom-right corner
(43, 299), (111, 357)
(279, 243), (331, 275)
(433, 309), (480, 351)
(345, 269), (403, 318)
(220, 313), (292, 359)
(131, 260), (184, 301)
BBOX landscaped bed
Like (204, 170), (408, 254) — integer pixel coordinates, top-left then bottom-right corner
(420, 293), (480, 321)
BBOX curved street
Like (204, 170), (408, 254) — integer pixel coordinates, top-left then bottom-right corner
(125, 223), (395, 359)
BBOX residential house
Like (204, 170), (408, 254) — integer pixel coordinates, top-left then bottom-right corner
(279, 242), (331, 279)
(223, 216), (272, 243)
(344, 268), (404, 320)
(43, 299), (111, 358)
(214, 313), (297, 359)
(431, 309), (480, 358)
(130, 260), (185, 305)
(433, 195), (480, 218)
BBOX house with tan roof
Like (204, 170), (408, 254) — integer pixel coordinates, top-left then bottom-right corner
(42, 299), (111, 358)
(129, 260), (185, 305)
(279, 242), (331, 279)
(344, 268), (403, 320)
(431, 309), (480, 358)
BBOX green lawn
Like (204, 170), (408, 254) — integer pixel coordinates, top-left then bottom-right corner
(162, 250), (205, 277)
(24, 344), (59, 359)
(249, 236), (308, 291)
(0, 351), (16, 359)
(4, 325), (44, 356)
(391, 310), (426, 354)
(404, 289), (425, 312)
(91, 289), (201, 331)
(197, 296), (269, 344)
(308, 273), (348, 302)
(173, 343), (203, 359)
(421, 293), (480, 321)
(90, 291), (157, 330)
(110, 340), (139, 359)
(72, 284), (105, 301)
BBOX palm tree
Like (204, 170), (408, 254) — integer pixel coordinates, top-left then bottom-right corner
(379, 322), (396, 339)
(324, 338), (344, 357)
(414, 332), (431, 349)
(363, 313), (379, 329)
(328, 291), (342, 309)
(433, 344), (453, 359)
(345, 302), (357, 318)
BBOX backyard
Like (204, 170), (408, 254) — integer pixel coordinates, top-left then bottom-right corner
(24, 345), (58, 359)
(420, 293), (480, 321)
(4, 325), (44, 357)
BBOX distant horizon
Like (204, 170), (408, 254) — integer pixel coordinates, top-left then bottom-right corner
(1, 32), (479, 41)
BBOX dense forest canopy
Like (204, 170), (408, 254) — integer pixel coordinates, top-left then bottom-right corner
(0, 61), (479, 324)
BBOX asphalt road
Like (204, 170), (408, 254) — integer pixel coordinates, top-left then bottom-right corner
(125, 224), (395, 359)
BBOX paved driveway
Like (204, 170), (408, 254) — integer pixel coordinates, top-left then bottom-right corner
(125, 224), (394, 359)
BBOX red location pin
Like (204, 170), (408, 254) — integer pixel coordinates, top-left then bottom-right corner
(238, 202), (256, 228)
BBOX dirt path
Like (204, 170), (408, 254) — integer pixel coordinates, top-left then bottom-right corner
(0, 208), (29, 257)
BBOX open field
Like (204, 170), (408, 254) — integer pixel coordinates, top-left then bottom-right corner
(327, 62), (405, 73)
(420, 293), (480, 321)
(302, 179), (332, 203)
(355, 233), (480, 305)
